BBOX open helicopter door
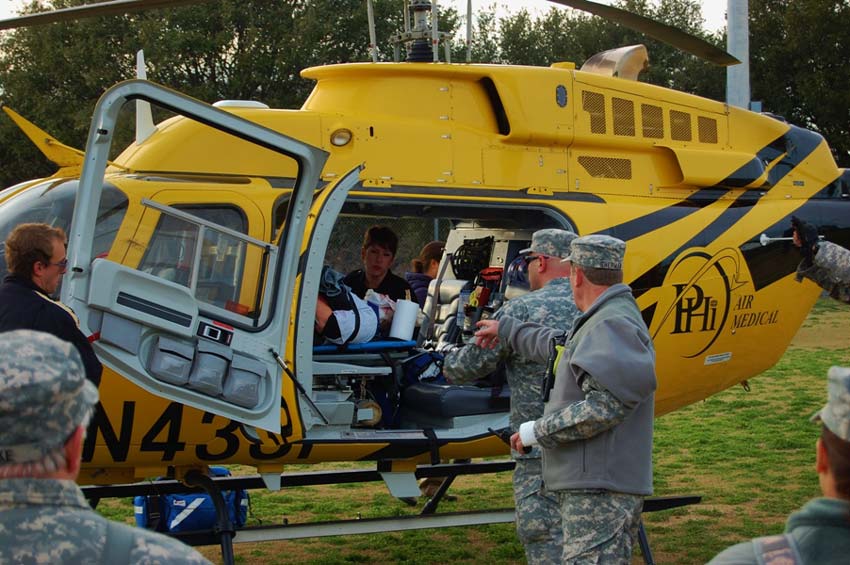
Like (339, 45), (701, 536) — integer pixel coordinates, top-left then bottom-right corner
(62, 79), (335, 434)
(289, 166), (363, 432)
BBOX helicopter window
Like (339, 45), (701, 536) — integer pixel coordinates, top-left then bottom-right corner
(613, 98), (636, 137)
(582, 91), (607, 134)
(0, 179), (128, 277)
(138, 203), (269, 318)
(641, 104), (664, 139)
(670, 110), (693, 142)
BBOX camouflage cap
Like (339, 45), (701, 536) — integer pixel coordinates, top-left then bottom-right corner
(0, 330), (98, 463)
(811, 366), (850, 441)
(561, 234), (626, 270)
(518, 229), (578, 259)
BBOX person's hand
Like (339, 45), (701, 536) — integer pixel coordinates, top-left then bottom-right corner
(791, 216), (819, 267)
(510, 432), (525, 453)
(474, 319), (500, 349)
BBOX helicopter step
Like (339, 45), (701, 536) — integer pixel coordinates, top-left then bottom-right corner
(82, 460), (700, 564)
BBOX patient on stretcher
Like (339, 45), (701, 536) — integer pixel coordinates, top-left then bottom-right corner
(315, 266), (379, 345)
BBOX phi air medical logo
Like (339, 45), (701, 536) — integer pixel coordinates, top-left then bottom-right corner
(651, 247), (749, 359)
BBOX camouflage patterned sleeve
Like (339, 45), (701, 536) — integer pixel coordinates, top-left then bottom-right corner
(796, 241), (850, 304)
(442, 297), (528, 384)
(532, 374), (628, 448)
(442, 341), (503, 384)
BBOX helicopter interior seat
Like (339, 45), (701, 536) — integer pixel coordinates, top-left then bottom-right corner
(399, 381), (509, 429)
(420, 278), (470, 348)
(398, 277), (511, 427)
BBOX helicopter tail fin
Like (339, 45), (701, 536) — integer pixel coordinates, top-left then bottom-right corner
(1, 104), (85, 170)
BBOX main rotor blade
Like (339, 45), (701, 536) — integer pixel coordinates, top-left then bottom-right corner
(548, 0), (740, 66)
(0, 0), (215, 31)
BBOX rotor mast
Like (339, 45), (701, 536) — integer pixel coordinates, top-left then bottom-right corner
(389, 0), (452, 63)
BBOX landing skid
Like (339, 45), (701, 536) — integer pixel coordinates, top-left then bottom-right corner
(82, 461), (700, 565)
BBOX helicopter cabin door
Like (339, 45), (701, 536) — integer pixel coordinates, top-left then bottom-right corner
(60, 80), (353, 434)
(286, 165), (363, 433)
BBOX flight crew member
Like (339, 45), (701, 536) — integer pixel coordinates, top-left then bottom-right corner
(344, 225), (413, 301)
(476, 234), (656, 563)
(708, 365), (850, 564)
(442, 229), (580, 564)
(405, 240), (445, 307)
(0, 330), (210, 564)
(0, 223), (102, 385)
(793, 216), (850, 304)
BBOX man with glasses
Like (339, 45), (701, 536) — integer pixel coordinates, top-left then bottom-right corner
(442, 228), (580, 564)
(0, 223), (102, 385)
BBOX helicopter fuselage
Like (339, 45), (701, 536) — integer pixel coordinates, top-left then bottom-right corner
(1, 61), (846, 485)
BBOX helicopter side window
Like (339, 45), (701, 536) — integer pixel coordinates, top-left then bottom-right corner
(138, 203), (270, 319)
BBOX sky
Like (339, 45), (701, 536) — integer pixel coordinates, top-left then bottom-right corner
(0, 0), (728, 33)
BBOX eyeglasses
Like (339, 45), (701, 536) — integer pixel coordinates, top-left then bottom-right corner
(46, 258), (68, 270)
(522, 254), (547, 266)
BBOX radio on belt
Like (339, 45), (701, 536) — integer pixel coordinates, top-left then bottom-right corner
(198, 321), (233, 345)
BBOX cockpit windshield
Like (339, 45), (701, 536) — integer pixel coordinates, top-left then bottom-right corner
(0, 178), (129, 277)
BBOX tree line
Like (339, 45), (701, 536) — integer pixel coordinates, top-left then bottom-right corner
(1, 0), (848, 188)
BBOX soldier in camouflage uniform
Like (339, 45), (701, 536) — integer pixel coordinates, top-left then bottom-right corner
(709, 366), (850, 564)
(0, 330), (210, 564)
(477, 235), (656, 564)
(443, 228), (580, 564)
(793, 216), (850, 303)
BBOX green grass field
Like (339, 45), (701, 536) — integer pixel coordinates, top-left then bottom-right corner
(97, 299), (849, 564)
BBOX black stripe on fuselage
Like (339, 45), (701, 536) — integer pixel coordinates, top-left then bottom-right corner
(601, 188), (727, 242)
(743, 195), (850, 291)
(630, 189), (766, 298)
(360, 183), (606, 203)
(765, 125), (825, 187)
(629, 125), (827, 301)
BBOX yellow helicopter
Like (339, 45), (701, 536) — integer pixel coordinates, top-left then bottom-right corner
(0, 0), (845, 521)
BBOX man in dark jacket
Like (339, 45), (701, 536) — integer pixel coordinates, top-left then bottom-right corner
(0, 223), (102, 385)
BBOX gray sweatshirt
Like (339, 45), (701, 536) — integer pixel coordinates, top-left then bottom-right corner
(500, 283), (656, 495)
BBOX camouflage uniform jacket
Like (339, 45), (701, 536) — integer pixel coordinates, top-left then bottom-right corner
(797, 241), (850, 303)
(0, 478), (211, 564)
(502, 283), (656, 495)
(443, 277), (580, 457)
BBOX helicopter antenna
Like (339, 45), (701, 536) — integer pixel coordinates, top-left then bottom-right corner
(366, 0), (378, 62)
(403, 0), (410, 32)
(135, 50), (156, 144)
(465, 0), (472, 63)
(431, 1), (439, 63)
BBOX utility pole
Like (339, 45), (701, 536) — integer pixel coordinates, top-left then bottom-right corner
(726, 0), (750, 108)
